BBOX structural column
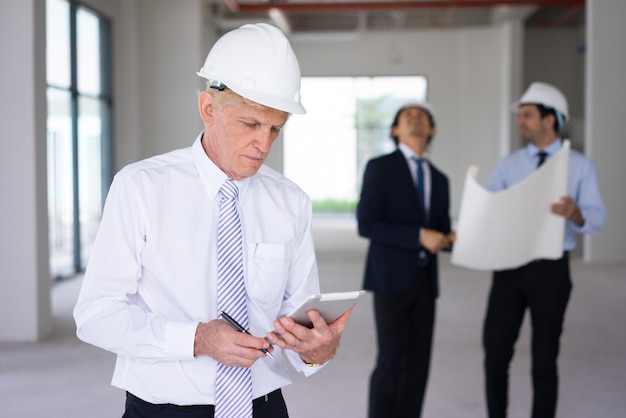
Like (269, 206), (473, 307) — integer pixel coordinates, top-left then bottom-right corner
(584, 0), (626, 263)
(0, 0), (52, 341)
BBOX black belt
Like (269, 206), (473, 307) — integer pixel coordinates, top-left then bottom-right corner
(126, 389), (280, 414)
(530, 251), (570, 264)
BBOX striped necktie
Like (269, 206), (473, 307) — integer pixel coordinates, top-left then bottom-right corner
(215, 179), (252, 418)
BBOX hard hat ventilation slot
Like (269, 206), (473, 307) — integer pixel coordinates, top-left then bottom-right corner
(209, 80), (226, 91)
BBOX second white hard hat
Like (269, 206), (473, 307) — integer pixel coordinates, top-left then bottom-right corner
(512, 81), (569, 121)
(197, 23), (306, 114)
(399, 101), (436, 123)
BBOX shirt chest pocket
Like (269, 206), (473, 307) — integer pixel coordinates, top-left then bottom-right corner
(246, 243), (289, 308)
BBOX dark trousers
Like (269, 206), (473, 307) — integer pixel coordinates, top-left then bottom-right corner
(483, 255), (572, 418)
(123, 389), (288, 418)
(368, 266), (435, 418)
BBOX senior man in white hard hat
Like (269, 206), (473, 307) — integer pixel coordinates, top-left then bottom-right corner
(482, 82), (606, 418)
(74, 23), (352, 418)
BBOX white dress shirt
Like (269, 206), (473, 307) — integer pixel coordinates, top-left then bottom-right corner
(398, 143), (431, 212)
(399, 142), (431, 247)
(74, 134), (322, 405)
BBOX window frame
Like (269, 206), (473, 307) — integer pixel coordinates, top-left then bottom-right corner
(46, 0), (113, 279)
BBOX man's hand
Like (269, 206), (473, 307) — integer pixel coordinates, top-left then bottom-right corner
(265, 307), (354, 365)
(194, 319), (272, 367)
(551, 196), (584, 226)
(421, 228), (453, 253)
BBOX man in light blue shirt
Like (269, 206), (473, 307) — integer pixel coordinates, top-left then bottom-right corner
(482, 82), (606, 418)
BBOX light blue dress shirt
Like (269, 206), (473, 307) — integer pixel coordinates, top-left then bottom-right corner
(485, 139), (606, 251)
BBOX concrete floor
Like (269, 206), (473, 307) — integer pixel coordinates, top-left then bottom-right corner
(1, 218), (625, 417)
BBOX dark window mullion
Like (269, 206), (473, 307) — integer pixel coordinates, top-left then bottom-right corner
(69, 2), (81, 273)
(46, 0), (113, 278)
(99, 17), (113, 201)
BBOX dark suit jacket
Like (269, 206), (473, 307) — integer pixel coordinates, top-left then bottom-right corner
(357, 149), (451, 297)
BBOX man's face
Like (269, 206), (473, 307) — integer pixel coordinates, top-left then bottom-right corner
(517, 104), (550, 144)
(202, 98), (289, 180)
(393, 107), (434, 146)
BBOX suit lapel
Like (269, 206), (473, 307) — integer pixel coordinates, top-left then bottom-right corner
(392, 150), (427, 223)
(392, 150), (417, 197)
(428, 165), (444, 224)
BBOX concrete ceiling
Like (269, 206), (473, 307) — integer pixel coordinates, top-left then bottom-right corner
(206, 0), (585, 36)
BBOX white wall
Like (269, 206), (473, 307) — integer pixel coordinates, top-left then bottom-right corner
(82, 0), (206, 171)
(0, 0), (52, 341)
(585, 0), (626, 262)
(524, 27), (586, 151)
(291, 26), (511, 218)
(135, 0), (205, 163)
(525, 27), (585, 117)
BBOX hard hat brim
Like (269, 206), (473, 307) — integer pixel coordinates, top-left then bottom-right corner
(197, 73), (306, 115)
(510, 100), (569, 121)
(231, 84), (307, 115)
(399, 101), (435, 120)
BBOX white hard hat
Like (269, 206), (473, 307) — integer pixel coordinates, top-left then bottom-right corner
(399, 101), (436, 122)
(197, 23), (306, 114)
(512, 82), (569, 121)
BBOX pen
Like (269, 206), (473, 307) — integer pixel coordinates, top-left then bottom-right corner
(219, 311), (275, 360)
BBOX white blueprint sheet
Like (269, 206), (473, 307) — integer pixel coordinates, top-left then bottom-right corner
(451, 140), (570, 271)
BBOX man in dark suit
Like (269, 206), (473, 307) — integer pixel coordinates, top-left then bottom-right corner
(357, 102), (455, 418)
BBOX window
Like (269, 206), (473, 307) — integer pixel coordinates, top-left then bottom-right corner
(283, 76), (427, 213)
(46, 0), (113, 279)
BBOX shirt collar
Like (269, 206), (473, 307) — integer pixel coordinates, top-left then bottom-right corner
(192, 132), (250, 201)
(398, 142), (427, 162)
(525, 138), (563, 158)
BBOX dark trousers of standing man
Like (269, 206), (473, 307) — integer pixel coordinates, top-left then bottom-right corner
(483, 254), (571, 418)
(368, 265), (435, 418)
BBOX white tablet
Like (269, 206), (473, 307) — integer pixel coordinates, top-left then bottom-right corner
(284, 290), (366, 328)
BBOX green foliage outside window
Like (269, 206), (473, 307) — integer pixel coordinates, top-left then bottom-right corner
(311, 199), (357, 213)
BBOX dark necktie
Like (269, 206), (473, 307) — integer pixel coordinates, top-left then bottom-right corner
(537, 151), (548, 168)
(412, 157), (429, 262)
(412, 157), (428, 224)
